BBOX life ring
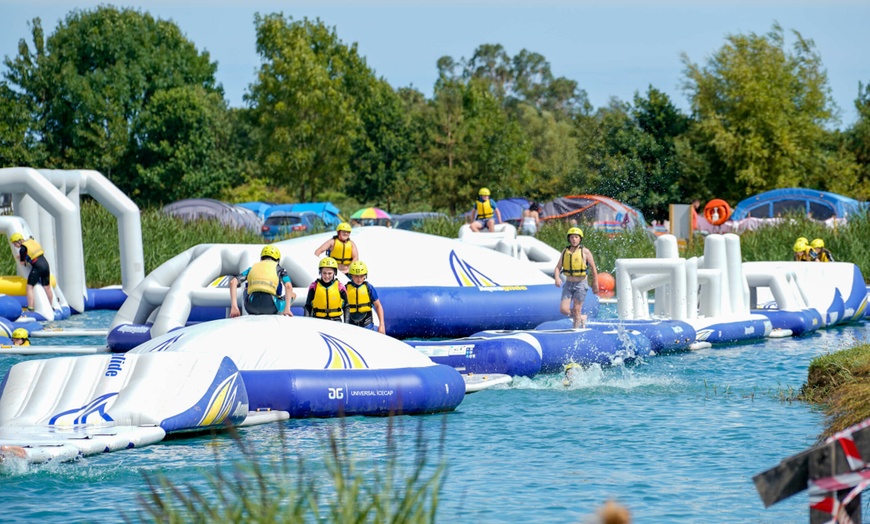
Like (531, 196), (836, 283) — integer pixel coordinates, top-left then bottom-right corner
(703, 199), (731, 226)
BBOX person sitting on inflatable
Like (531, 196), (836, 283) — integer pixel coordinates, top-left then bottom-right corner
(305, 257), (348, 322)
(554, 227), (599, 329)
(345, 260), (386, 334)
(314, 222), (358, 274)
(9, 232), (54, 312)
(11, 328), (30, 347)
(793, 238), (812, 261)
(229, 245), (296, 317)
(810, 238), (835, 262)
(469, 187), (502, 233)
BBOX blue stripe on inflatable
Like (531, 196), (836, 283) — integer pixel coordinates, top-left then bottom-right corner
(160, 357), (248, 432)
(827, 289), (846, 326)
(535, 318), (695, 354)
(752, 309), (821, 336)
(845, 265), (868, 322)
(84, 288), (128, 311)
(108, 324), (154, 352)
(0, 296), (21, 321)
(377, 285), (599, 339)
(695, 318), (771, 344)
(472, 329), (649, 372)
(410, 336), (543, 377)
(240, 365), (465, 417)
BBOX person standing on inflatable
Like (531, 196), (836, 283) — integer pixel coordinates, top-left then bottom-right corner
(470, 188), (502, 232)
(305, 257), (348, 322)
(521, 202), (541, 236)
(11, 328), (30, 346)
(229, 245), (296, 317)
(553, 227), (599, 329)
(314, 223), (358, 274)
(345, 260), (386, 334)
(9, 232), (54, 312)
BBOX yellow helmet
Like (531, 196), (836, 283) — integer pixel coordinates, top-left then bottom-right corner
(319, 257), (338, 270)
(479, 187), (491, 196)
(567, 227), (584, 239)
(793, 239), (809, 252)
(11, 328), (29, 340)
(261, 245), (281, 261)
(336, 222), (352, 233)
(348, 260), (368, 276)
(9, 233), (23, 243)
(564, 362), (582, 371)
(811, 238), (825, 249)
(796, 236), (809, 245)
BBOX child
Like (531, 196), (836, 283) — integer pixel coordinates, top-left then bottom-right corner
(304, 257), (348, 321)
(345, 261), (386, 334)
(314, 223), (358, 273)
(11, 328), (30, 347)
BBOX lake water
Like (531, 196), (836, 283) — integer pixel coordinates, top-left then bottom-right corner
(1, 310), (867, 523)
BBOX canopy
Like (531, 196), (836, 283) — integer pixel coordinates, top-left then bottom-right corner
(729, 188), (867, 221)
(351, 207), (391, 219)
(464, 197), (530, 224)
(540, 195), (647, 231)
(162, 198), (262, 233)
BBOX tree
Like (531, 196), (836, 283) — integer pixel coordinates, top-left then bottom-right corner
(245, 14), (366, 202)
(2, 7), (221, 200)
(129, 86), (238, 204)
(682, 23), (851, 202)
(839, 82), (870, 200)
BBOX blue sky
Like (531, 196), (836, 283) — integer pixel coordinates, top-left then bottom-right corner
(1, 1), (868, 128)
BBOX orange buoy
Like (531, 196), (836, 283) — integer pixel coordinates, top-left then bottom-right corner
(703, 199), (732, 226)
(597, 272), (615, 297)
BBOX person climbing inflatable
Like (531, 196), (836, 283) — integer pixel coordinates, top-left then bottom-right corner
(305, 257), (348, 321)
(228, 245), (296, 316)
(314, 223), (358, 273)
(345, 260), (386, 334)
(9, 232), (54, 312)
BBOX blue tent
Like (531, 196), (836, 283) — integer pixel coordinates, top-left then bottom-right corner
(730, 188), (867, 221)
(236, 201), (275, 220)
(263, 202), (343, 227)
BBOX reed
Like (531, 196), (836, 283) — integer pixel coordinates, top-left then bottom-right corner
(132, 419), (446, 523)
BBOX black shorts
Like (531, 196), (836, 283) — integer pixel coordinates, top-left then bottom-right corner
(244, 292), (279, 315)
(27, 257), (51, 286)
(348, 311), (373, 327)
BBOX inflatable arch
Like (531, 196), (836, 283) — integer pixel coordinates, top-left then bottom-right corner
(0, 167), (144, 313)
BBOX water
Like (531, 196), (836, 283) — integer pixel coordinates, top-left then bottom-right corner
(1, 310), (868, 523)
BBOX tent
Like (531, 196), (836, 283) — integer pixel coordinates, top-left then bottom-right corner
(729, 188), (867, 221)
(540, 195), (647, 232)
(236, 201), (275, 221)
(263, 202), (343, 227)
(162, 198), (263, 233)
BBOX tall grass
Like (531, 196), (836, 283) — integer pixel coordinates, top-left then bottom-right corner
(132, 420), (446, 523)
(802, 342), (870, 439)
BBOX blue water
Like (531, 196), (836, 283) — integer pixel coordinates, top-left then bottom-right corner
(1, 310), (868, 523)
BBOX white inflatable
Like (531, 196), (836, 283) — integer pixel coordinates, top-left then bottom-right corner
(0, 167), (145, 313)
(110, 227), (557, 340)
(458, 223), (561, 275)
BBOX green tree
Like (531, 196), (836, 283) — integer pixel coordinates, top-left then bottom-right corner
(129, 86), (238, 204)
(840, 82), (870, 200)
(682, 23), (852, 202)
(245, 14), (366, 202)
(0, 80), (41, 167)
(514, 103), (577, 200)
(2, 7), (221, 200)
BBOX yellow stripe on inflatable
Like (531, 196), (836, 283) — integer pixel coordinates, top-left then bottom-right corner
(0, 275), (57, 295)
(199, 374), (238, 426)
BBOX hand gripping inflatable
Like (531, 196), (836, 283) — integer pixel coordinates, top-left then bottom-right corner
(704, 199), (732, 226)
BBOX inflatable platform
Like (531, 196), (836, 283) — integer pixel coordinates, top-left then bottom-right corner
(0, 316), (465, 463)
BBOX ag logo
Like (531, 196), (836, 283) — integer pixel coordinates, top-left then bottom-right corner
(328, 387), (344, 400)
(49, 392), (118, 426)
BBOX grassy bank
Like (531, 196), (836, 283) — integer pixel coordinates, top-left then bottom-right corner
(2, 204), (868, 288)
(802, 344), (870, 439)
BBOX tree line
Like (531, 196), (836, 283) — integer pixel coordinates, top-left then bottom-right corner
(1, 7), (868, 222)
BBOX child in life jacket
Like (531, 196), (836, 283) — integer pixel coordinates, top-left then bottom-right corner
(304, 257), (348, 321)
(345, 260), (386, 334)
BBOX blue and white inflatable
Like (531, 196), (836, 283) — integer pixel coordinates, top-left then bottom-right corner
(0, 316), (464, 463)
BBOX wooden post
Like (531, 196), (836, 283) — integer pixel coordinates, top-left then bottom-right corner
(753, 421), (870, 523)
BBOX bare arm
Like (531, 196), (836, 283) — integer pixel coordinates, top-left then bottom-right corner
(373, 299), (386, 335)
(314, 239), (333, 257)
(229, 277), (241, 317)
(495, 208), (502, 224)
(351, 242), (359, 263)
(553, 255), (563, 287)
(585, 248), (599, 295)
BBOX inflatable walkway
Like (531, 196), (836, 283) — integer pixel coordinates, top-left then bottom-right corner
(0, 316), (465, 463)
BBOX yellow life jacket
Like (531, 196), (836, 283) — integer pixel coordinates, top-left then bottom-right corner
(246, 260), (280, 295)
(347, 282), (372, 314)
(22, 239), (44, 259)
(561, 247), (587, 277)
(330, 238), (354, 265)
(476, 199), (494, 220)
(311, 281), (343, 319)
(818, 249), (833, 262)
